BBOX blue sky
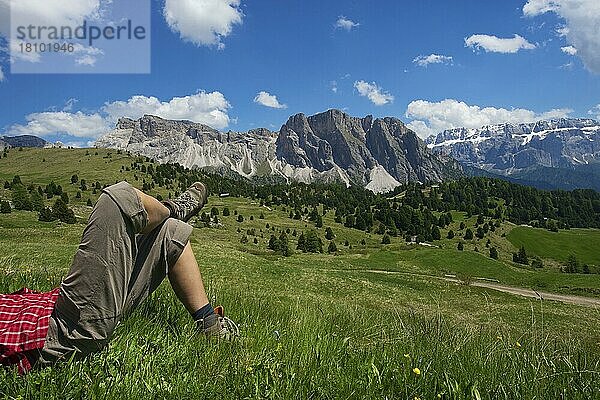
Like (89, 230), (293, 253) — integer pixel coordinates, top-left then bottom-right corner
(0, 0), (599, 146)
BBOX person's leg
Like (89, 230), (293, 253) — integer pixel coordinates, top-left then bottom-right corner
(168, 242), (210, 314)
(39, 181), (231, 366)
(134, 188), (170, 234)
(39, 182), (157, 365)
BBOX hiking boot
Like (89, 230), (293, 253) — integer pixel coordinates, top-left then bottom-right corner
(197, 306), (240, 340)
(164, 182), (208, 222)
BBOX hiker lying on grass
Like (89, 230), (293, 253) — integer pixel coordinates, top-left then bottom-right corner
(0, 181), (239, 374)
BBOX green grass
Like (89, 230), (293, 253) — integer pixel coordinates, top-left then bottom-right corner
(507, 226), (600, 266)
(1, 148), (600, 398)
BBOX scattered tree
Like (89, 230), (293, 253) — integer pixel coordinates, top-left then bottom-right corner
(325, 227), (335, 240)
(0, 200), (11, 214)
(489, 246), (498, 260)
(512, 246), (529, 265)
(328, 241), (338, 254)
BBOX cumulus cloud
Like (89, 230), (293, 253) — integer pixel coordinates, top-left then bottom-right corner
(7, 111), (109, 138)
(413, 54), (454, 67)
(524, 0), (600, 73)
(405, 99), (572, 138)
(1, 0), (99, 36)
(561, 45), (578, 55)
(6, 90), (233, 142)
(253, 91), (287, 109)
(335, 16), (359, 31)
(163, 0), (243, 48)
(102, 91), (232, 128)
(353, 80), (394, 106)
(465, 34), (536, 53)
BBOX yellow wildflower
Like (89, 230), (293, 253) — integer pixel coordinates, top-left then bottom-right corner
(413, 367), (421, 375)
(515, 341), (521, 348)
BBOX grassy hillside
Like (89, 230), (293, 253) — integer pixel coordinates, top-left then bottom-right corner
(1, 149), (599, 398)
(507, 226), (600, 266)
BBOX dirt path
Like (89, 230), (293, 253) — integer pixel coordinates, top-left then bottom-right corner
(344, 269), (600, 307)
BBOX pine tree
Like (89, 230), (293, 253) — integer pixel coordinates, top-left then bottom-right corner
(11, 184), (33, 211)
(381, 234), (391, 244)
(447, 230), (455, 239)
(38, 206), (57, 222)
(565, 254), (579, 273)
(296, 232), (306, 251)
(489, 247), (499, 260)
(279, 232), (292, 257)
(30, 190), (44, 211)
(512, 246), (529, 265)
(325, 227), (335, 240)
(268, 235), (280, 252)
(52, 198), (76, 224)
(303, 230), (323, 253)
(464, 228), (474, 240)
(222, 207), (230, 216)
(431, 225), (441, 240)
(0, 200), (11, 214)
(328, 241), (338, 254)
(315, 214), (323, 228)
(457, 242), (464, 251)
(71, 174), (79, 184)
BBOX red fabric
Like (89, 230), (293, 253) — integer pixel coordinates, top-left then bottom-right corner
(0, 288), (60, 374)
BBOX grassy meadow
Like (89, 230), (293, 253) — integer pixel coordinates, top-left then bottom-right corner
(0, 148), (599, 399)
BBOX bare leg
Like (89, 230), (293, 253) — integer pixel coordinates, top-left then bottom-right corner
(134, 188), (170, 234)
(134, 188), (208, 311)
(168, 242), (210, 314)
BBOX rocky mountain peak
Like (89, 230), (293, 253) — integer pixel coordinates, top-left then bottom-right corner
(426, 118), (600, 189)
(96, 109), (461, 193)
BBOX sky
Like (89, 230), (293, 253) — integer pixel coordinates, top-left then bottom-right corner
(0, 0), (599, 147)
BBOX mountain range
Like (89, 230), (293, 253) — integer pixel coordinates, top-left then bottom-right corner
(0, 135), (48, 150)
(95, 110), (462, 193)
(426, 118), (600, 191)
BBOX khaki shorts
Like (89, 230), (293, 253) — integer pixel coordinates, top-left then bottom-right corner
(39, 181), (193, 365)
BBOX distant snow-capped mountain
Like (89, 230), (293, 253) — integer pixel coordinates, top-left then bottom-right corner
(96, 110), (462, 193)
(425, 118), (600, 190)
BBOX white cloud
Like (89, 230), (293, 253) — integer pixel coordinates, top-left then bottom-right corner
(0, 65), (4, 81)
(163, 0), (243, 48)
(561, 45), (578, 55)
(465, 34), (536, 54)
(405, 99), (572, 138)
(413, 54), (454, 67)
(589, 105), (600, 120)
(0, 0), (100, 36)
(6, 90), (233, 141)
(75, 55), (97, 66)
(8, 40), (41, 63)
(335, 16), (359, 31)
(253, 91), (287, 109)
(524, 0), (600, 73)
(353, 80), (394, 106)
(7, 111), (109, 138)
(103, 91), (232, 128)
